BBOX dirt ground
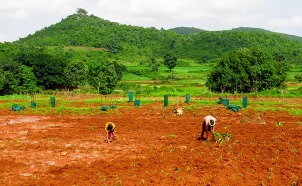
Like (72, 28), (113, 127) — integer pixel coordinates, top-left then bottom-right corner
(0, 97), (302, 186)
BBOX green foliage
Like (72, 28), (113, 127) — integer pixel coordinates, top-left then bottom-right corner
(294, 74), (302, 83)
(12, 10), (302, 64)
(87, 60), (118, 95)
(150, 57), (160, 73)
(19, 65), (38, 94)
(206, 48), (289, 93)
(0, 10), (302, 95)
(275, 122), (283, 127)
(164, 52), (177, 71)
(0, 60), (22, 95)
(112, 61), (127, 81)
(64, 61), (86, 88)
(169, 27), (204, 34)
(214, 132), (231, 144)
(0, 69), (4, 90)
(76, 8), (88, 15)
(16, 46), (68, 90)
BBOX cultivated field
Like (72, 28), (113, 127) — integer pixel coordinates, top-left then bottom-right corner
(0, 94), (301, 185)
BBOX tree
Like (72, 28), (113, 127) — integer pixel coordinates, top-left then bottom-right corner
(0, 69), (5, 91)
(64, 61), (86, 88)
(164, 53), (177, 71)
(0, 60), (21, 95)
(19, 65), (38, 94)
(76, 8), (88, 15)
(112, 61), (126, 81)
(150, 57), (160, 73)
(206, 48), (288, 93)
(87, 60), (118, 95)
(16, 46), (69, 90)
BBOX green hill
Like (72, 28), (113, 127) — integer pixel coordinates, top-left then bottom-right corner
(232, 27), (302, 42)
(15, 10), (302, 64)
(168, 27), (204, 34)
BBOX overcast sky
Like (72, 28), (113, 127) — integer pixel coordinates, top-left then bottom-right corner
(1, 0), (302, 42)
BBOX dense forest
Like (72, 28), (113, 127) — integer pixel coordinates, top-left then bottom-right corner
(0, 9), (302, 95)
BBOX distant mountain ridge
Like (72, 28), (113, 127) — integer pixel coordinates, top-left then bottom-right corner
(169, 26), (302, 42)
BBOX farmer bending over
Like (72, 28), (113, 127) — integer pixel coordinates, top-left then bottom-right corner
(105, 122), (115, 143)
(201, 115), (217, 141)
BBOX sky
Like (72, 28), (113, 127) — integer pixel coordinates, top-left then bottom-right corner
(1, 0), (302, 42)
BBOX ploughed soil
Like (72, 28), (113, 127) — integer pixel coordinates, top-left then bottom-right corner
(0, 97), (302, 186)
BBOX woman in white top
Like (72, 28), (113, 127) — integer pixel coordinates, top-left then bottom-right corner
(201, 115), (217, 141)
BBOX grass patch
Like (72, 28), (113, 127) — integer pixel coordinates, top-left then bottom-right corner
(167, 134), (177, 138)
(122, 73), (152, 81)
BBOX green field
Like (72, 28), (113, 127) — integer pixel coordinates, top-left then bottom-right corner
(118, 59), (302, 98)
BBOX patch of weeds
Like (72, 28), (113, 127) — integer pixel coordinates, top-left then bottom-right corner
(227, 150), (233, 155)
(185, 105), (196, 111)
(88, 126), (96, 131)
(180, 146), (187, 151)
(140, 179), (145, 185)
(186, 166), (193, 172)
(288, 109), (302, 116)
(169, 145), (175, 152)
(167, 134), (177, 138)
(260, 180), (265, 186)
(295, 121), (302, 125)
(289, 146), (297, 154)
(176, 168), (182, 173)
(216, 154), (223, 161)
(172, 166), (182, 173)
(115, 175), (122, 185)
(190, 148), (196, 152)
(97, 172), (107, 182)
(61, 173), (69, 178)
(267, 168), (274, 180)
(232, 140), (240, 146)
(31, 174), (37, 180)
(275, 121), (283, 127)
(130, 162), (136, 167)
(214, 132), (231, 144)
(16, 140), (21, 146)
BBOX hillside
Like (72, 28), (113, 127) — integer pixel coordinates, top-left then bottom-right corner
(232, 27), (302, 42)
(168, 27), (204, 34)
(16, 11), (302, 64)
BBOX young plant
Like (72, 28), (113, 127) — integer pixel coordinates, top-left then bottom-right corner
(214, 132), (231, 144)
(275, 121), (283, 127)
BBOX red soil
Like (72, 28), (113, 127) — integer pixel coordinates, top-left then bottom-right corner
(0, 99), (301, 185)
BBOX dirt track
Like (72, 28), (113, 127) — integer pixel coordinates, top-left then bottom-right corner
(0, 99), (302, 185)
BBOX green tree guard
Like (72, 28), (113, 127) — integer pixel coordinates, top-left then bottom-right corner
(134, 99), (140, 107)
(164, 95), (168, 107)
(50, 96), (55, 108)
(128, 92), (133, 102)
(185, 94), (190, 104)
(30, 101), (36, 108)
(243, 96), (248, 108)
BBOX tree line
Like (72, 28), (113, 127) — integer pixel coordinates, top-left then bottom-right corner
(0, 43), (125, 95)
